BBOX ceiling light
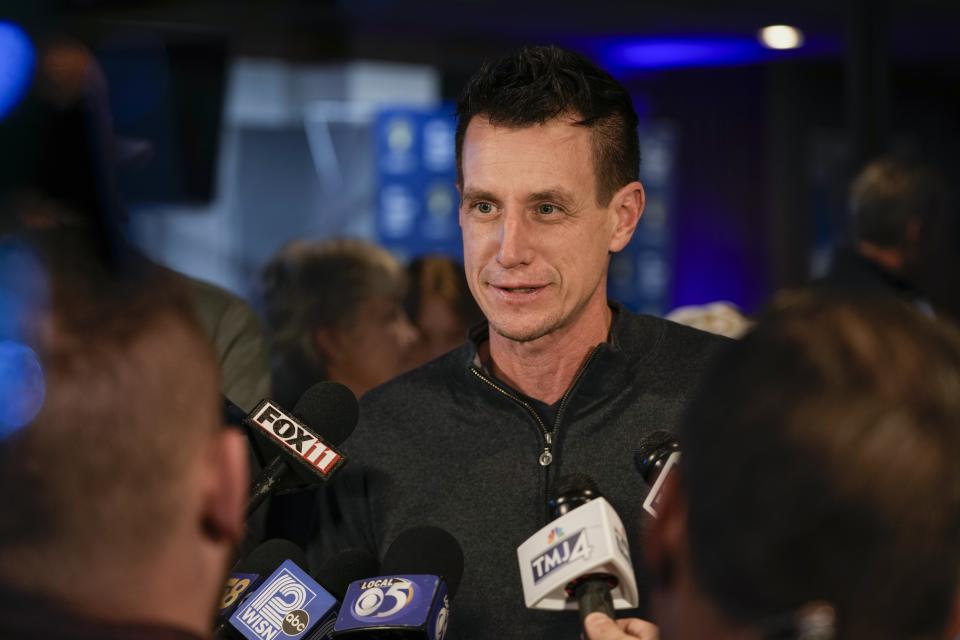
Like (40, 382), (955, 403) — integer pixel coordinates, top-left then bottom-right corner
(759, 25), (804, 50)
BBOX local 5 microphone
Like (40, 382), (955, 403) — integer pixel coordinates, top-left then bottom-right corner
(237, 382), (359, 516)
(224, 547), (374, 640)
(516, 474), (639, 626)
(634, 430), (680, 518)
(332, 526), (464, 639)
(214, 539), (306, 636)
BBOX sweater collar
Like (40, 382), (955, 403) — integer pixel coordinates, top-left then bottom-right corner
(462, 300), (659, 373)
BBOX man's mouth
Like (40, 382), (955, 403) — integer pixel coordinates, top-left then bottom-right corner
(499, 286), (539, 293)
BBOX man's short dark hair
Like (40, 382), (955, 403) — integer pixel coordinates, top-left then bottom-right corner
(0, 230), (220, 585)
(849, 156), (948, 248)
(455, 45), (640, 206)
(681, 293), (960, 639)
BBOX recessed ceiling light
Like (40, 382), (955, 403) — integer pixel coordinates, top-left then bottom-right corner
(759, 25), (805, 50)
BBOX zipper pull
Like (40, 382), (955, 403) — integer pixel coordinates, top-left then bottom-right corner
(539, 433), (554, 466)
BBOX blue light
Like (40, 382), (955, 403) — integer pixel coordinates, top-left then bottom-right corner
(604, 37), (775, 71)
(0, 340), (45, 439)
(0, 21), (35, 120)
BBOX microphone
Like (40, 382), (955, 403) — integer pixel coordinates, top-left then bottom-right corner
(214, 539), (307, 637)
(226, 554), (346, 640)
(243, 382), (359, 516)
(516, 474), (638, 624)
(332, 526), (464, 639)
(634, 430), (680, 518)
(303, 549), (380, 640)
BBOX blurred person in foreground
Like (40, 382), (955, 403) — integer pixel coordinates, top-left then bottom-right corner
(314, 46), (726, 637)
(816, 155), (953, 318)
(403, 255), (484, 367)
(260, 238), (417, 405)
(0, 36), (271, 412)
(587, 293), (960, 640)
(0, 230), (248, 639)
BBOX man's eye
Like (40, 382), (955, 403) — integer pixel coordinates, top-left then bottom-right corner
(537, 204), (558, 215)
(475, 202), (494, 214)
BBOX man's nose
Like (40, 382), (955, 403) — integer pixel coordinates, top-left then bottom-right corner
(496, 210), (534, 268)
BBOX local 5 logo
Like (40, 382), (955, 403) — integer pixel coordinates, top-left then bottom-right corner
(352, 578), (415, 619)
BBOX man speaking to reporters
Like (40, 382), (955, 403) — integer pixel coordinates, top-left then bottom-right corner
(0, 232), (249, 639)
(318, 46), (725, 637)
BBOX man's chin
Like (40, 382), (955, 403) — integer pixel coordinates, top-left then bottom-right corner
(489, 318), (558, 344)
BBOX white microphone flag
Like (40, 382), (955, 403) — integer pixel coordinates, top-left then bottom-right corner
(516, 497), (639, 611)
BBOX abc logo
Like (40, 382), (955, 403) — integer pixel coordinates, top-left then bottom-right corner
(352, 578), (415, 619)
(282, 609), (310, 635)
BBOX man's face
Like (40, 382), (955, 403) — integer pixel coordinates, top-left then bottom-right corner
(459, 115), (627, 343)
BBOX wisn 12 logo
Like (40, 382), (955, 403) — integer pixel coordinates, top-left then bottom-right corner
(229, 560), (336, 640)
(530, 527), (593, 584)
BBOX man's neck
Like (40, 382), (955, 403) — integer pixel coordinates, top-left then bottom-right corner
(654, 580), (760, 640)
(2, 539), (224, 637)
(487, 294), (612, 405)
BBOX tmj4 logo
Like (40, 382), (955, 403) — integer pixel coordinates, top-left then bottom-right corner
(530, 528), (592, 584)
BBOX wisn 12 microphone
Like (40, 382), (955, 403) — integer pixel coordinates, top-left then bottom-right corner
(516, 474), (638, 616)
(228, 559), (338, 640)
(332, 526), (464, 640)
(215, 539), (306, 633)
(634, 430), (681, 518)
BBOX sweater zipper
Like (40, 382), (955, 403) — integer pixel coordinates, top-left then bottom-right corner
(468, 346), (601, 468)
(470, 368), (554, 465)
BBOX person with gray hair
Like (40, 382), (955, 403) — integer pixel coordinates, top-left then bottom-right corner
(817, 155), (952, 315)
(260, 238), (418, 406)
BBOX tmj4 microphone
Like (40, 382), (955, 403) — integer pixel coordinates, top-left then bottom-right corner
(516, 473), (639, 628)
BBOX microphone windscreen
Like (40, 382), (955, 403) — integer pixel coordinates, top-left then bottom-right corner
(233, 538), (306, 574)
(553, 473), (600, 501)
(381, 526), (464, 600)
(634, 430), (678, 479)
(314, 548), (380, 601)
(293, 381), (358, 446)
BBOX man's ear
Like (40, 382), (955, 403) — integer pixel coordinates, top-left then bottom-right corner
(608, 181), (645, 253)
(943, 591), (960, 639)
(643, 469), (686, 590)
(200, 428), (249, 546)
(314, 326), (346, 366)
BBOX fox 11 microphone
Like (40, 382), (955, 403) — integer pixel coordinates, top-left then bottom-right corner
(332, 526), (464, 639)
(224, 381), (359, 516)
(516, 474), (639, 630)
(634, 430), (680, 518)
(219, 545), (379, 640)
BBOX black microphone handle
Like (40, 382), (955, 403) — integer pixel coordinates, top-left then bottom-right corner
(575, 577), (615, 628)
(246, 456), (289, 518)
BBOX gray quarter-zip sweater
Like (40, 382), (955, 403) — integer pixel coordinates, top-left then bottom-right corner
(310, 303), (729, 639)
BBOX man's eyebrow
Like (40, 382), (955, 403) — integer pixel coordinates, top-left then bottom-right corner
(527, 188), (577, 206)
(461, 188), (501, 205)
